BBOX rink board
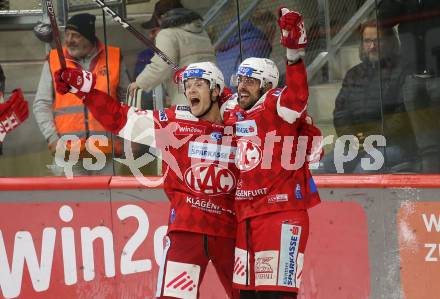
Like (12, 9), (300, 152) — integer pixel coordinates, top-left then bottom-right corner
(0, 175), (438, 299)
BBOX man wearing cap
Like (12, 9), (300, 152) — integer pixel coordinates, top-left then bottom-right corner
(33, 13), (130, 176)
(129, 0), (216, 106)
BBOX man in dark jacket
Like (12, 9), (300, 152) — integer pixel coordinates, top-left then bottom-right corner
(323, 20), (418, 173)
(378, 0), (440, 172)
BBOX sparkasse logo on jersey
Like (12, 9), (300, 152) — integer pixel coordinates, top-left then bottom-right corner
(278, 223), (302, 288)
(184, 163), (236, 195)
(188, 142), (236, 163)
(236, 120), (258, 136)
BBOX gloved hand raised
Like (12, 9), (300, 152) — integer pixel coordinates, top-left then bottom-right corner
(277, 7), (307, 61)
(54, 67), (95, 100)
(0, 89), (29, 143)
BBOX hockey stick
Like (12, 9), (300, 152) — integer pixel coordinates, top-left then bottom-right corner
(44, 0), (67, 69)
(92, 0), (179, 71)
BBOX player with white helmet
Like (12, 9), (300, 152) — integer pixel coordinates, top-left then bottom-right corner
(180, 61), (225, 118)
(232, 57), (280, 110)
(236, 57), (279, 88)
(222, 7), (322, 299)
(54, 61), (239, 299)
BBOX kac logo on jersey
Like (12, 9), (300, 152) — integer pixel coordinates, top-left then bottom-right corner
(210, 131), (223, 142)
(295, 183), (303, 200)
(159, 110), (168, 121)
(184, 163), (236, 195)
(236, 120), (258, 136)
(235, 139), (262, 171)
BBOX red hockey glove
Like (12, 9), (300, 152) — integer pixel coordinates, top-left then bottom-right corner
(0, 89), (29, 142)
(174, 66), (187, 94)
(173, 66), (187, 84)
(299, 114), (323, 163)
(278, 7), (307, 61)
(54, 67), (95, 99)
(278, 7), (307, 49)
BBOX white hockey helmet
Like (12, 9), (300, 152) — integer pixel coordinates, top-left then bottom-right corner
(236, 57), (279, 89)
(182, 62), (225, 94)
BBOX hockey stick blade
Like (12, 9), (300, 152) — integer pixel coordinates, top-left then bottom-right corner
(45, 0), (66, 69)
(92, 0), (179, 71)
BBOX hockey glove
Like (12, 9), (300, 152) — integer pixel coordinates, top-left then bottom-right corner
(278, 7), (307, 61)
(0, 89), (29, 143)
(54, 67), (95, 100)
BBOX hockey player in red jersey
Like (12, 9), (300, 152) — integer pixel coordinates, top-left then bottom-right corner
(0, 89), (29, 154)
(54, 62), (239, 299)
(221, 7), (322, 299)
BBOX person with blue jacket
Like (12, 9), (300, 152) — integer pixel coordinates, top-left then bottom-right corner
(216, 10), (276, 87)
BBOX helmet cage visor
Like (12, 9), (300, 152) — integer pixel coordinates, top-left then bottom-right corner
(182, 68), (216, 91)
(236, 66), (267, 88)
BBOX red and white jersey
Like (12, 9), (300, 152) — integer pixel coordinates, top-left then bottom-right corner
(222, 62), (321, 221)
(83, 91), (238, 238)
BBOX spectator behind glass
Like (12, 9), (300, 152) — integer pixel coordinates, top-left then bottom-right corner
(33, 13), (130, 176)
(130, 19), (161, 110)
(216, 10), (276, 88)
(129, 0), (216, 106)
(378, 0), (440, 173)
(320, 20), (418, 173)
(134, 24), (160, 78)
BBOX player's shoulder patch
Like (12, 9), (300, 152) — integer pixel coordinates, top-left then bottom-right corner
(158, 109), (168, 122)
(270, 87), (284, 98)
(176, 105), (191, 112)
(174, 105), (199, 122)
